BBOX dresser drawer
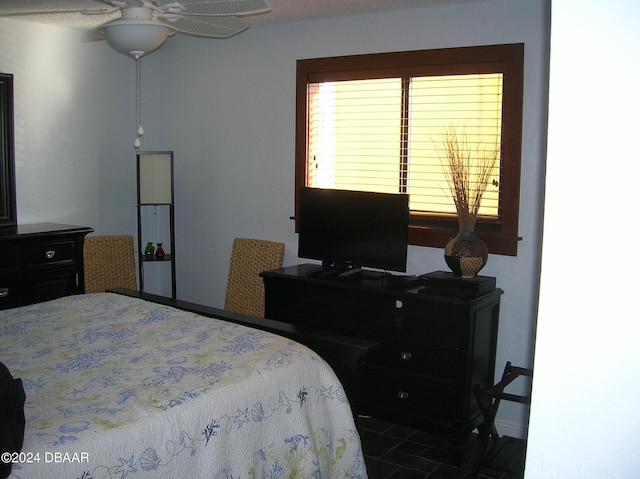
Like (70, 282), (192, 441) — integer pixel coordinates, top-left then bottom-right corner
(24, 241), (77, 268)
(393, 301), (460, 335)
(367, 341), (458, 378)
(0, 247), (21, 272)
(28, 270), (80, 303)
(0, 277), (27, 310)
(360, 365), (455, 419)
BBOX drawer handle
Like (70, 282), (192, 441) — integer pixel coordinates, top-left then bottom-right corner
(400, 351), (412, 361)
(0, 287), (8, 298)
(45, 250), (56, 259)
(398, 391), (409, 400)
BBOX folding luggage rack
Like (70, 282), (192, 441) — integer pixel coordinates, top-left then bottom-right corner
(471, 361), (533, 478)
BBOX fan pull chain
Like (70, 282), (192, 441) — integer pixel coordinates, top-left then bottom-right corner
(134, 52), (144, 148)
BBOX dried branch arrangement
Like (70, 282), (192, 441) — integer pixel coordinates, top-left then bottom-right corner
(440, 126), (499, 231)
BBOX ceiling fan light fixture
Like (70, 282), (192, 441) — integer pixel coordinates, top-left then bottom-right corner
(102, 19), (176, 56)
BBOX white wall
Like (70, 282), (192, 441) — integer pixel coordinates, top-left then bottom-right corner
(154, 0), (549, 434)
(0, 18), (145, 236)
(526, 0), (640, 476)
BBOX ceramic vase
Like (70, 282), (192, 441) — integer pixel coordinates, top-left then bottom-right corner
(155, 243), (165, 259)
(444, 230), (488, 278)
(144, 242), (155, 259)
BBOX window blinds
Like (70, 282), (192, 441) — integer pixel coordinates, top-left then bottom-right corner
(306, 73), (503, 218)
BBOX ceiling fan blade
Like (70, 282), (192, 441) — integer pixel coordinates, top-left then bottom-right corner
(162, 15), (248, 38)
(0, 1), (123, 21)
(0, 7), (113, 17)
(156, 0), (270, 17)
(104, 0), (144, 7)
(82, 25), (106, 42)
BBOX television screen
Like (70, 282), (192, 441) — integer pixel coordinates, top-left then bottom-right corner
(298, 187), (409, 273)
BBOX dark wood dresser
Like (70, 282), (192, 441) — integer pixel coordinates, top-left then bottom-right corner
(261, 263), (503, 462)
(0, 223), (93, 310)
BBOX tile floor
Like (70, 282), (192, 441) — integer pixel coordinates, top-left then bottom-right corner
(358, 416), (524, 479)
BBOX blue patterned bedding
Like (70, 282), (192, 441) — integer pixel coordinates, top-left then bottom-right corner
(0, 293), (367, 479)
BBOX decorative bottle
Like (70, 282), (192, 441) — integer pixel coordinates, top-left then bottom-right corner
(144, 242), (155, 259)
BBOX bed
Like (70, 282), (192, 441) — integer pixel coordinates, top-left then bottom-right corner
(0, 292), (368, 479)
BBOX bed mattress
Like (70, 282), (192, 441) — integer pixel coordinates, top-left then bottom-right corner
(0, 293), (367, 478)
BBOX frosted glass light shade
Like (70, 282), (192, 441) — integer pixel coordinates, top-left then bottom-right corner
(102, 20), (174, 56)
(138, 152), (173, 204)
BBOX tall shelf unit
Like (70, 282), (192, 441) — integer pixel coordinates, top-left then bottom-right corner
(136, 151), (176, 299)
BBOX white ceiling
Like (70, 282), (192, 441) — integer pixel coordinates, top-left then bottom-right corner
(0, 0), (488, 30)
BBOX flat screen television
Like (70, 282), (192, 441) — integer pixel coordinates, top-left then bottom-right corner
(298, 187), (409, 273)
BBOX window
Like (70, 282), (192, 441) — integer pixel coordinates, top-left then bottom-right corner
(295, 44), (524, 256)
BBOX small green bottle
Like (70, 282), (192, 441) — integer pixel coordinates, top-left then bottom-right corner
(144, 242), (155, 258)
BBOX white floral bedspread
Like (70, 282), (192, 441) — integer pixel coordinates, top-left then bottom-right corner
(0, 293), (367, 479)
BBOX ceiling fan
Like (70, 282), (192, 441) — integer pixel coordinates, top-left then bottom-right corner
(2, 0), (271, 56)
(1, 1), (270, 148)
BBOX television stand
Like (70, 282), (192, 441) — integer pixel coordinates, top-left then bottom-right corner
(260, 263), (502, 464)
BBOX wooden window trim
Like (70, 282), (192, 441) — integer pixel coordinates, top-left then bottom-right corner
(295, 44), (524, 256)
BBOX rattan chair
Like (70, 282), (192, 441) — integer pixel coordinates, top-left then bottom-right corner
(224, 238), (285, 317)
(83, 235), (137, 293)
